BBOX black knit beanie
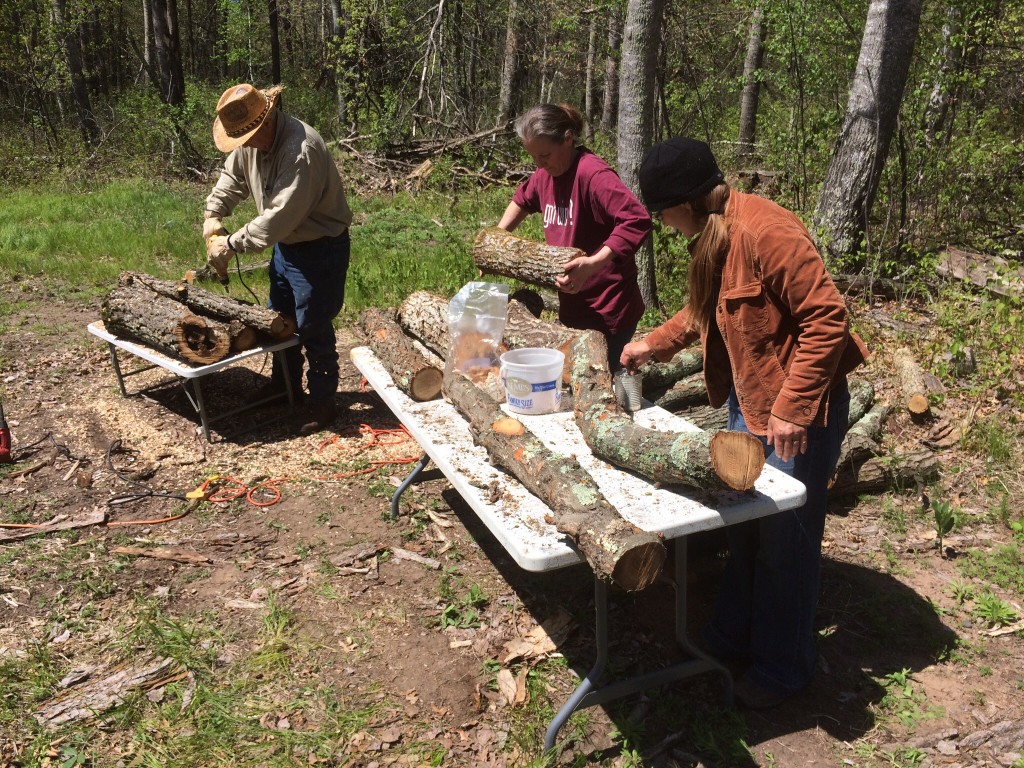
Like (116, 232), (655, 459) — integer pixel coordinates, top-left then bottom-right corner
(639, 138), (724, 212)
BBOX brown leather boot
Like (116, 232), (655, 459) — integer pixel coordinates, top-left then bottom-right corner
(299, 399), (337, 435)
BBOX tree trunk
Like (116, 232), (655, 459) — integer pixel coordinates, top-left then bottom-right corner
(149, 0), (186, 105)
(571, 331), (764, 491)
(52, 0), (100, 147)
(360, 308), (443, 401)
(893, 346), (931, 416)
(812, 0), (924, 263)
(584, 10), (597, 139)
(600, 8), (622, 135)
(328, 0), (347, 127)
(443, 370), (666, 592)
(102, 286), (231, 365)
(496, 0), (519, 126)
(268, 0), (281, 84)
(829, 448), (938, 498)
(921, 4), (962, 144)
(118, 272), (296, 340)
(737, 4), (766, 162)
(616, 0), (665, 308)
(397, 290), (451, 358)
(473, 226), (584, 289)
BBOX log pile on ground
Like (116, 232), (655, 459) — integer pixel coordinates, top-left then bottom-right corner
(100, 271), (296, 365)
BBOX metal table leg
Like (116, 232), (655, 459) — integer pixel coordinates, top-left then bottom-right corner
(390, 454), (431, 519)
(106, 343), (128, 396)
(278, 349), (297, 408)
(191, 378), (212, 442)
(543, 537), (733, 754)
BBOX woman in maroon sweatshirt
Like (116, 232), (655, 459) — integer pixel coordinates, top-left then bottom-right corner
(497, 104), (652, 369)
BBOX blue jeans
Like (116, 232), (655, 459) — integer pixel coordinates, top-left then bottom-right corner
(704, 379), (850, 695)
(268, 230), (349, 403)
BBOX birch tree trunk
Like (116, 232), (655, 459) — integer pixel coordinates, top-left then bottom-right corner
(617, 0), (666, 308)
(737, 5), (766, 162)
(812, 0), (924, 263)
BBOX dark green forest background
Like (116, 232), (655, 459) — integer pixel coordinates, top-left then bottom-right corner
(1, 0), (1021, 277)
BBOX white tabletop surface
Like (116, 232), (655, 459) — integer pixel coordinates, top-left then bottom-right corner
(351, 346), (806, 572)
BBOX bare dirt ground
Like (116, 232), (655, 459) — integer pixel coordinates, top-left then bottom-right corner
(1, 278), (1023, 767)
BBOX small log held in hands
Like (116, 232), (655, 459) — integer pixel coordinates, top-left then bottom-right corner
(571, 331), (764, 491)
(473, 227), (585, 289)
(398, 290), (452, 358)
(443, 371), (666, 592)
(117, 271), (296, 340)
(893, 347), (931, 416)
(360, 308), (443, 401)
(102, 285), (230, 365)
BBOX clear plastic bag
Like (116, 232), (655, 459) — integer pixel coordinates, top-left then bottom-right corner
(446, 281), (509, 381)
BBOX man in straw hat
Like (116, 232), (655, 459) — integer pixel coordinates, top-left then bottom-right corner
(204, 83), (354, 435)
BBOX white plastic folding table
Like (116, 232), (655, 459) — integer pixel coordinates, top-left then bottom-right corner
(350, 346), (806, 752)
(88, 320), (300, 441)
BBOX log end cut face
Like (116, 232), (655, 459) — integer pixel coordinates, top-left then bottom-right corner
(611, 540), (667, 593)
(708, 431), (765, 491)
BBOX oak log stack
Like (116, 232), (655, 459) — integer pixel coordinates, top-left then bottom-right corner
(472, 226), (586, 290)
(360, 307), (443, 401)
(442, 370), (666, 592)
(118, 271), (296, 341)
(102, 284), (231, 365)
(571, 331), (764, 491)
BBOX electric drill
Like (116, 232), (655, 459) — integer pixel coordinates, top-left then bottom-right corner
(0, 402), (13, 464)
(206, 236), (231, 293)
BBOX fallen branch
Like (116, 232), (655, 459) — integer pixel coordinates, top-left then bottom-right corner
(111, 546), (213, 565)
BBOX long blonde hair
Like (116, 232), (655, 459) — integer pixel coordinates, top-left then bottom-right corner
(686, 182), (731, 332)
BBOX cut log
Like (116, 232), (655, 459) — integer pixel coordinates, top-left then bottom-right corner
(829, 448), (939, 498)
(118, 271), (296, 340)
(678, 405), (728, 433)
(397, 290), (452, 358)
(360, 308), (443, 401)
(571, 331), (764, 491)
(228, 320), (258, 352)
(508, 288), (547, 317)
(640, 348), (705, 394)
(473, 226), (585, 289)
(443, 371), (666, 592)
(503, 299), (579, 353)
(833, 401), (892, 479)
(936, 247), (1024, 301)
(652, 372), (707, 411)
(893, 347), (931, 417)
(102, 285), (230, 365)
(846, 377), (875, 427)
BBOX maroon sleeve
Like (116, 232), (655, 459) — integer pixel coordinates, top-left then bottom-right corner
(511, 172), (542, 214)
(585, 167), (652, 258)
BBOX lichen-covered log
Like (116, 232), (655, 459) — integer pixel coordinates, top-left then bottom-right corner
(832, 401), (891, 479)
(102, 285), (230, 364)
(117, 271), (296, 340)
(652, 372), (708, 411)
(443, 371), (666, 592)
(639, 347), (705, 394)
(473, 226), (584, 289)
(846, 377), (875, 427)
(571, 331), (764, 491)
(503, 299), (579, 353)
(829, 448), (938, 498)
(360, 308), (443, 401)
(677, 405), (728, 433)
(397, 290), (452, 357)
(893, 347), (931, 416)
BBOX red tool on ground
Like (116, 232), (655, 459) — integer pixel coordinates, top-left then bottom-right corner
(0, 402), (13, 463)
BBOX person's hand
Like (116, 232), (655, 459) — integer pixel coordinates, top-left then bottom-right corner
(202, 216), (227, 241)
(620, 340), (653, 373)
(766, 415), (807, 462)
(556, 255), (600, 294)
(206, 235), (233, 276)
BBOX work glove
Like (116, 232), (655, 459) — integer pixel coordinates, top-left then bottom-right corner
(206, 235), (233, 277)
(203, 216), (227, 241)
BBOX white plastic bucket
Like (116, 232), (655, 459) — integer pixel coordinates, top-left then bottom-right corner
(499, 348), (564, 415)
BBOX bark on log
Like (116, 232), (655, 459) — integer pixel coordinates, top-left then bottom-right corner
(102, 285), (230, 365)
(503, 300), (579, 354)
(847, 377), (875, 428)
(893, 347), (931, 416)
(571, 331), (764, 491)
(829, 448), (938, 498)
(398, 290), (452, 357)
(640, 348), (705, 394)
(360, 308), (443, 401)
(118, 271), (296, 340)
(473, 226), (585, 289)
(678, 405), (728, 433)
(652, 372), (707, 411)
(833, 401), (892, 479)
(443, 371), (665, 592)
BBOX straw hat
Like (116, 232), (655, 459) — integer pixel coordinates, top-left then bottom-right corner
(212, 84), (284, 152)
